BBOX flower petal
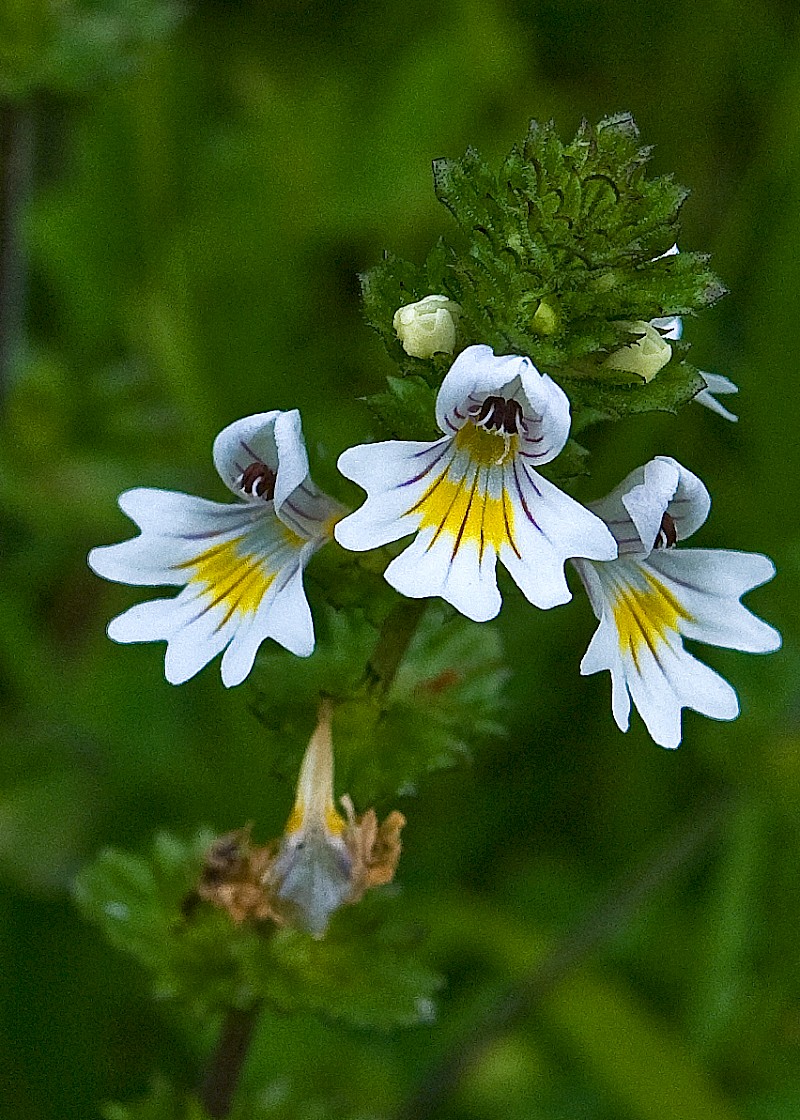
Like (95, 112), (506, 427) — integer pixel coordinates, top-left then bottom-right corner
(89, 489), (256, 586)
(500, 462), (616, 608)
(96, 493), (317, 682)
(583, 635), (633, 731)
(590, 456), (710, 558)
(575, 553), (766, 748)
(624, 635), (738, 749)
(646, 548), (781, 653)
(335, 437), (453, 551)
(107, 584), (242, 685)
(434, 344), (571, 464)
(651, 314), (683, 340)
(385, 526), (502, 622)
(695, 372), (739, 422)
(212, 410), (309, 510)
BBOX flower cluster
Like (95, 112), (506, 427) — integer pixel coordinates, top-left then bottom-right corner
(90, 332), (778, 750)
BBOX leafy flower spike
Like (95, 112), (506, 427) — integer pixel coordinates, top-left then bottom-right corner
(88, 411), (343, 686)
(335, 344), (617, 621)
(573, 456), (780, 748)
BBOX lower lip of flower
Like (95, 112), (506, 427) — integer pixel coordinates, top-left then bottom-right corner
(612, 571), (692, 668)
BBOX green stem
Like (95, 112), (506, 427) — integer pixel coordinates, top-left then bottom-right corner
(363, 598), (428, 697)
(199, 1002), (263, 1119)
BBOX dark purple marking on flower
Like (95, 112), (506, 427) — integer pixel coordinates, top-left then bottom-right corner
(511, 461), (542, 534)
(520, 462), (543, 498)
(654, 512), (678, 549)
(398, 443), (451, 487)
(237, 440), (277, 501)
(474, 395), (524, 436)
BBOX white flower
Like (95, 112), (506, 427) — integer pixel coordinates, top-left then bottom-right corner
(573, 456), (780, 748)
(651, 314), (739, 421)
(651, 244), (739, 421)
(88, 411), (344, 686)
(393, 294), (461, 359)
(335, 344), (616, 621)
(603, 320), (673, 382)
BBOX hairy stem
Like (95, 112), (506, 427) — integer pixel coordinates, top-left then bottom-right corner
(199, 1002), (263, 1119)
(364, 598), (428, 697)
(396, 789), (732, 1120)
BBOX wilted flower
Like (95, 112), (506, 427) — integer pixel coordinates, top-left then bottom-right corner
(88, 411), (344, 686)
(603, 320), (673, 382)
(195, 701), (405, 936)
(572, 456), (780, 748)
(335, 344), (616, 621)
(393, 294), (461, 359)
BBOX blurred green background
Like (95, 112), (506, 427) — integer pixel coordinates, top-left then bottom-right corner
(1, 1), (799, 1117)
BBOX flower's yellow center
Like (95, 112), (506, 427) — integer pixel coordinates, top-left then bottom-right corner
(457, 421), (518, 467)
(613, 573), (692, 668)
(178, 535), (280, 623)
(409, 428), (520, 562)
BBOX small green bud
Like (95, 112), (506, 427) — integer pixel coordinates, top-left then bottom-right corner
(603, 321), (672, 383)
(393, 295), (461, 359)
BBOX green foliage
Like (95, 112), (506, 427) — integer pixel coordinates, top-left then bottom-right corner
(364, 374), (439, 441)
(362, 114), (725, 437)
(249, 604), (507, 805)
(103, 1080), (207, 1120)
(75, 832), (442, 1031)
(0, 0), (184, 99)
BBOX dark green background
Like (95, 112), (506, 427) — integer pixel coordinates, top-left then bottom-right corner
(1, 1), (798, 1117)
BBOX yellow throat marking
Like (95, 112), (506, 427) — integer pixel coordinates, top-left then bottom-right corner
(178, 536), (275, 624)
(409, 425), (519, 560)
(285, 800), (347, 838)
(613, 572), (692, 668)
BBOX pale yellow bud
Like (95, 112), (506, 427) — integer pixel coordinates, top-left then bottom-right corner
(393, 295), (461, 359)
(603, 321), (672, 383)
(531, 296), (559, 336)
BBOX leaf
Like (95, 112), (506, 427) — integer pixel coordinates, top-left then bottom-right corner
(252, 602), (507, 806)
(242, 905), (443, 1031)
(75, 833), (442, 1031)
(565, 361), (706, 434)
(364, 375), (439, 440)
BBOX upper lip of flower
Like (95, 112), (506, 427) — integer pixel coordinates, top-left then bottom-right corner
(433, 344), (571, 465)
(587, 455), (711, 560)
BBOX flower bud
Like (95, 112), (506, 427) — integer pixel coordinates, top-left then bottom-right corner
(603, 321), (672, 383)
(531, 295), (560, 336)
(393, 295), (461, 359)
